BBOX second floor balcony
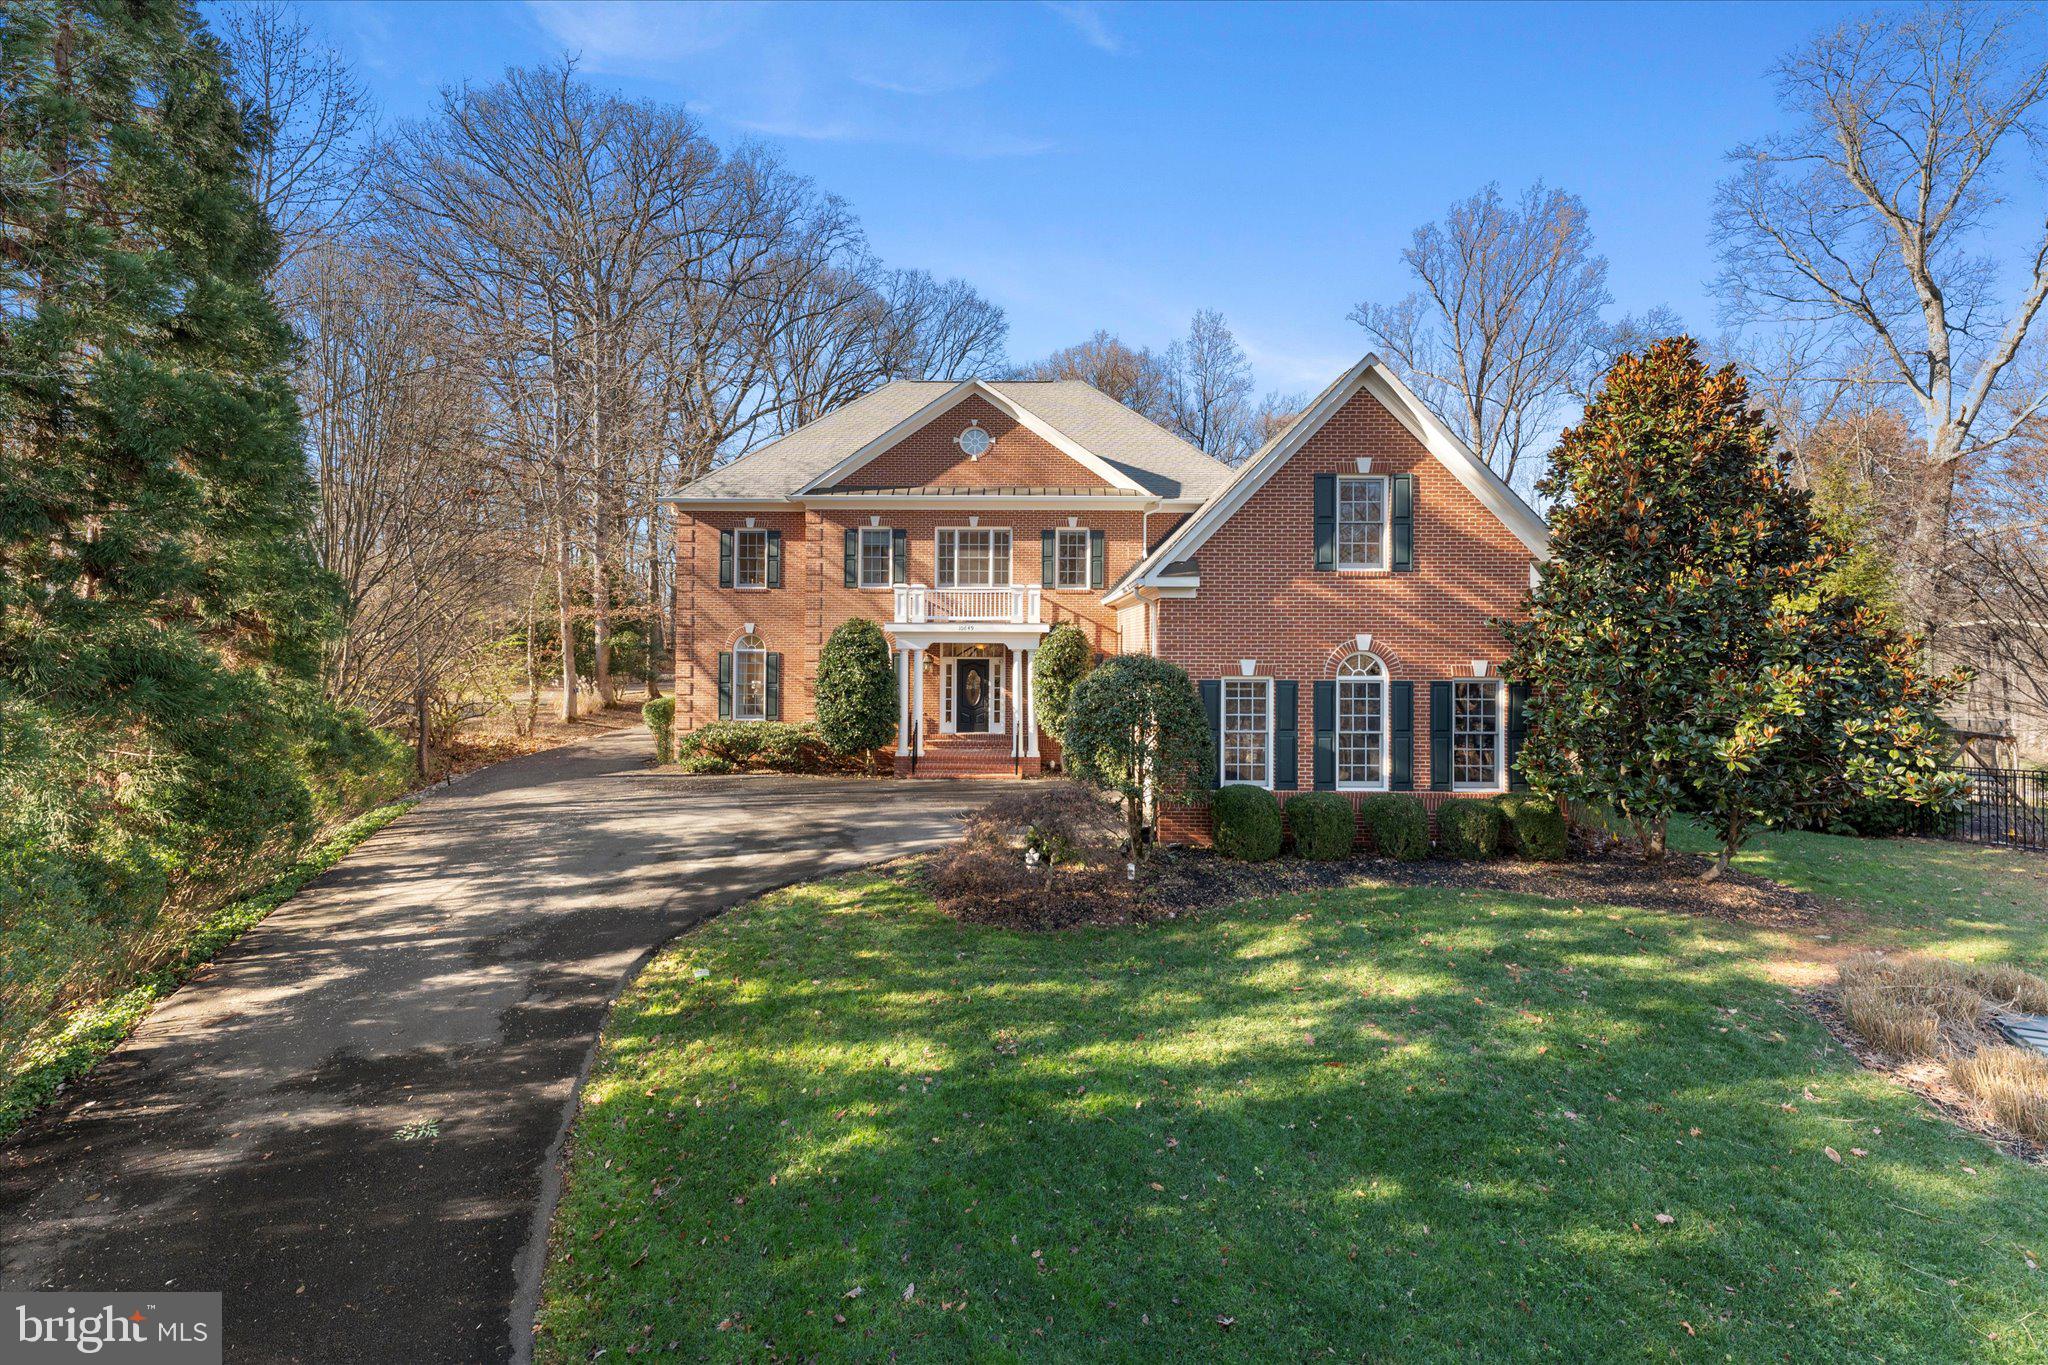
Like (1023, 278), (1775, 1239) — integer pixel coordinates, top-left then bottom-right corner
(892, 583), (1043, 625)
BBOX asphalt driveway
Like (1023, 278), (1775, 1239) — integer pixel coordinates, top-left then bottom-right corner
(0, 729), (1002, 1362)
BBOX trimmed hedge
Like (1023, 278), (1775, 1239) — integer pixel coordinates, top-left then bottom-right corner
(1285, 792), (1356, 861)
(1494, 794), (1570, 860)
(1360, 794), (1429, 861)
(675, 721), (836, 773)
(1435, 798), (1503, 858)
(643, 696), (675, 764)
(1213, 785), (1283, 862)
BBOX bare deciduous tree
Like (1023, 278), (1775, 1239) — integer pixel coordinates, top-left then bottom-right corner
(1713, 2), (2048, 632)
(1163, 309), (1256, 460)
(1352, 181), (1612, 491)
(1015, 330), (1175, 420)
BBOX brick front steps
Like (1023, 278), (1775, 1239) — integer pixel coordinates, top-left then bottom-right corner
(896, 733), (1042, 778)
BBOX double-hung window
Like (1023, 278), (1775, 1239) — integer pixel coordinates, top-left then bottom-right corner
(1221, 678), (1272, 787)
(857, 527), (893, 588)
(1054, 527), (1091, 590)
(1335, 475), (1388, 570)
(936, 528), (1011, 587)
(733, 528), (769, 589)
(1451, 680), (1502, 789)
(1335, 653), (1387, 789)
(733, 633), (768, 721)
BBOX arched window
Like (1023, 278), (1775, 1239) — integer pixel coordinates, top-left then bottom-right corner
(1336, 652), (1387, 789)
(733, 633), (768, 721)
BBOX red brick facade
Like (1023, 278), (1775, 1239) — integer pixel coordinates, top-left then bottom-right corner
(827, 394), (1114, 491)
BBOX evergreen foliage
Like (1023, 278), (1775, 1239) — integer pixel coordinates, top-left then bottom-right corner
(1284, 792), (1356, 860)
(814, 619), (896, 763)
(1360, 794), (1429, 861)
(0, 3), (404, 1070)
(1061, 655), (1212, 857)
(1502, 338), (1962, 874)
(1212, 785), (1283, 862)
(1031, 623), (1095, 745)
(1434, 798), (1504, 859)
(643, 697), (675, 764)
(1493, 794), (1570, 860)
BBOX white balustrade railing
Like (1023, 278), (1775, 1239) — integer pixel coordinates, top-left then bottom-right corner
(892, 584), (1042, 624)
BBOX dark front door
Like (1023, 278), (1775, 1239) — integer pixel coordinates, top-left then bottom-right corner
(956, 659), (990, 733)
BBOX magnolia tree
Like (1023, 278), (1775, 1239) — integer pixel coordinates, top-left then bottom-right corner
(1504, 337), (1962, 878)
(815, 619), (896, 768)
(1060, 655), (1212, 858)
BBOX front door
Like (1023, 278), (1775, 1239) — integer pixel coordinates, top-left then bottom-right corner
(955, 659), (991, 733)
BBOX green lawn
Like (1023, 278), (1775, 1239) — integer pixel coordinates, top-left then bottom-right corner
(1669, 818), (2048, 966)
(539, 839), (2048, 1362)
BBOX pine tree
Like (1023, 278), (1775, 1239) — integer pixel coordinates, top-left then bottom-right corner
(1, 2), (349, 892)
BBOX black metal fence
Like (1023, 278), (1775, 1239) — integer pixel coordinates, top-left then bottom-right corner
(1952, 767), (2048, 850)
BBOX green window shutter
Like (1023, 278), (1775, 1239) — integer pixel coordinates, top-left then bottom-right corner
(1089, 529), (1107, 589)
(717, 652), (733, 718)
(1429, 680), (1453, 790)
(766, 530), (783, 588)
(1273, 680), (1298, 790)
(1506, 681), (1530, 791)
(844, 528), (859, 587)
(1200, 680), (1222, 789)
(765, 652), (783, 720)
(1313, 473), (1336, 570)
(892, 528), (909, 584)
(1391, 473), (1414, 571)
(1041, 529), (1056, 588)
(1312, 680), (1336, 790)
(1389, 681), (1414, 790)
(718, 530), (733, 588)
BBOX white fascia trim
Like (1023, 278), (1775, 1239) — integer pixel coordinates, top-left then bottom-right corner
(801, 493), (1163, 510)
(1121, 354), (1551, 595)
(661, 497), (790, 512)
(793, 380), (1147, 496)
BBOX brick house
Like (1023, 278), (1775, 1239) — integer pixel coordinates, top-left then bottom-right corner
(666, 355), (1549, 810)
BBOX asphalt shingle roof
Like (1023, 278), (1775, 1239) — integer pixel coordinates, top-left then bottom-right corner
(670, 380), (1232, 502)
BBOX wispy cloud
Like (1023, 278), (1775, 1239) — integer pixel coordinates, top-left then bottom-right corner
(1042, 1), (1122, 54)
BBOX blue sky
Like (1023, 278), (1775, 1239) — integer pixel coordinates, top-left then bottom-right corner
(279, 0), (1877, 397)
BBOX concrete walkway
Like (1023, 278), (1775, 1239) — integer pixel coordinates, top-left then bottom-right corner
(0, 730), (1001, 1362)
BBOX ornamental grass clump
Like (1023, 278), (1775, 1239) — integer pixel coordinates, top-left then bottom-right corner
(1949, 1047), (2048, 1143)
(1834, 953), (1986, 1059)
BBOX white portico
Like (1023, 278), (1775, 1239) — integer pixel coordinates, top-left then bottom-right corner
(889, 584), (1049, 773)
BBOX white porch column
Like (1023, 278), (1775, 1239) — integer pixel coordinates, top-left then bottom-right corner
(911, 646), (925, 756)
(896, 647), (912, 757)
(1010, 646), (1024, 755)
(1025, 646), (1040, 758)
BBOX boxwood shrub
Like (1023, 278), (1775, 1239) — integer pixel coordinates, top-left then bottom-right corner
(674, 721), (836, 773)
(1284, 792), (1356, 861)
(1435, 797), (1503, 859)
(1494, 793), (1569, 860)
(1212, 784), (1283, 862)
(1359, 793), (1429, 861)
(643, 696), (675, 764)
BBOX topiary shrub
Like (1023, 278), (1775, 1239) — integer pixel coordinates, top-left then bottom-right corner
(1032, 623), (1095, 748)
(1435, 797), (1503, 858)
(1285, 792), (1356, 861)
(643, 696), (675, 764)
(1212, 785), (1283, 861)
(815, 619), (896, 765)
(1495, 794), (1569, 860)
(1360, 794), (1429, 861)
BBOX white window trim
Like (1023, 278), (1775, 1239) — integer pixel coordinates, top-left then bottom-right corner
(1053, 526), (1092, 591)
(733, 636), (768, 722)
(857, 525), (895, 590)
(933, 526), (1014, 589)
(1335, 473), (1391, 573)
(732, 527), (770, 591)
(1451, 678), (1506, 792)
(1219, 676), (1275, 790)
(1335, 659), (1390, 792)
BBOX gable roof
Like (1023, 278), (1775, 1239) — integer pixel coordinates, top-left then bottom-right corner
(1109, 354), (1549, 601)
(668, 379), (1232, 503)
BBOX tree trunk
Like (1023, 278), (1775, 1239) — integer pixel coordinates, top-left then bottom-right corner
(1631, 812), (1667, 862)
(1897, 436), (1961, 642)
(644, 520), (663, 700)
(414, 677), (430, 782)
(590, 512), (614, 709)
(556, 527), (578, 723)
